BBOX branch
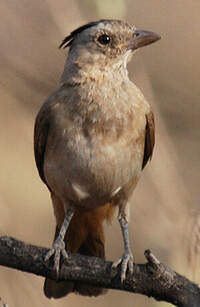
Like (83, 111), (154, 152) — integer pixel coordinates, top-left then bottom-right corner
(0, 236), (199, 306)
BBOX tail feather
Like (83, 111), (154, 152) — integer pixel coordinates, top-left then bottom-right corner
(44, 279), (74, 299)
(74, 235), (107, 296)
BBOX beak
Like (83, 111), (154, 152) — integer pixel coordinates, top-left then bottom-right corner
(128, 29), (161, 50)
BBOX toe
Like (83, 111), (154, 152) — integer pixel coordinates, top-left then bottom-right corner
(128, 257), (134, 275)
(44, 248), (55, 262)
(112, 258), (122, 269)
(120, 268), (126, 283)
(54, 249), (61, 275)
(44, 236), (68, 275)
(120, 254), (129, 282)
(61, 249), (68, 260)
(112, 252), (134, 283)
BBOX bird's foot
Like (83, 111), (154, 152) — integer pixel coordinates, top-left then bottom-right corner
(112, 251), (134, 282)
(44, 236), (68, 277)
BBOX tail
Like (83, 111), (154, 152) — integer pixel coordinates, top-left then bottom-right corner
(44, 197), (115, 298)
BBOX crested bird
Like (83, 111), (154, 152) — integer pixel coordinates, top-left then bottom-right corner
(34, 19), (160, 298)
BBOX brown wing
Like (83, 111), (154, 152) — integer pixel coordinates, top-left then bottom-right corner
(142, 111), (155, 169)
(34, 104), (51, 189)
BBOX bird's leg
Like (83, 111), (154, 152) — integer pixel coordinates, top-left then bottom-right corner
(45, 206), (74, 276)
(112, 202), (134, 282)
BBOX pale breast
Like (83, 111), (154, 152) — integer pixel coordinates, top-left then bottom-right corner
(44, 111), (146, 206)
(43, 80), (149, 206)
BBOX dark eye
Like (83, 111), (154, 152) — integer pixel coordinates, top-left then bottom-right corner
(97, 34), (111, 45)
(134, 31), (140, 38)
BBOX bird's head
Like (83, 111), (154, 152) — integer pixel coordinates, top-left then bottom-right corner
(60, 20), (161, 76)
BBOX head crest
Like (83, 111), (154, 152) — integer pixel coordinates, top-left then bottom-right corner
(59, 21), (101, 49)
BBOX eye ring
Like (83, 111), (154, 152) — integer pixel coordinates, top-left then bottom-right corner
(97, 34), (111, 45)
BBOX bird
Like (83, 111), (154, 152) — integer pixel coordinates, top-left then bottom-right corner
(34, 19), (160, 298)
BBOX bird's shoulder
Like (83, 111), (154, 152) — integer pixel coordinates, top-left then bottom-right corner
(34, 86), (69, 187)
(126, 80), (155, 169)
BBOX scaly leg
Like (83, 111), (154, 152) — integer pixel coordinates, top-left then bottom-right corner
(45, 206), (74, 276)
(112, 202), (134, 282)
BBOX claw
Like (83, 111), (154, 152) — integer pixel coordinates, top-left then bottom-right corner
(44, 236), (68, 276)
(112, 258), (122, 269)
(112, 252), (134, 282)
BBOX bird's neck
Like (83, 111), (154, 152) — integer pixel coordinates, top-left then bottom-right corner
(60, 57), (129, 86)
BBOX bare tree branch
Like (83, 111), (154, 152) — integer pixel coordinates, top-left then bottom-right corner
(0, 236), (199, 306)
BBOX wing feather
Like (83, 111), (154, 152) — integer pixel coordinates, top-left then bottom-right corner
(142, 111), (155, 169)
(34, 105), (50, 188)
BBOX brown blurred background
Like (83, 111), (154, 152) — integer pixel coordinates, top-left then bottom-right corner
(0, 1), (199, 306)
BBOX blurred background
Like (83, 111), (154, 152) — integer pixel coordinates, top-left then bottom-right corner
(0, 0), (200, 306)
